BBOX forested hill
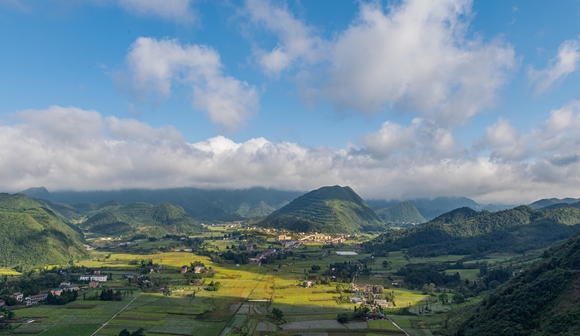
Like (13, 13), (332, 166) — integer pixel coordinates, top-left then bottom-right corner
(455, 233), (580, 335)
(22, 187), (302, 222)
(365, 206), (580, 257)
(375, 201), (427, 225)
(258, 185), (385, 233)
(0, 193), (87, 268)
(78, 202), (203, 237)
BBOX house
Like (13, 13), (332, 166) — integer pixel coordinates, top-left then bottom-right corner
(63, 284), (79, 292)
(93, 269), (102, 275)
(25, 294), (47, 305)
(90, 275), (107, 282)
(194, 266), (205, 274)
(278, 235), (292, 241)
(245, 245), (254, 251)
(303, 280), (313, 288)
(181, 265), (188, 274)
(374, 299), (389, 308)
(59, 282), (71, 287)
(249, 258), (261, 265)
(374, 285), (384, 293)
(89, 281), (100, 288)
(0, 299), (5, 307)
(79, 275), (90, 281)
(350, 297), (364, 304)
(364, 285), (374, 294)
(124, 273), (142, 280)
(10, 293), (23, 302)
(51, 288), (63, 296)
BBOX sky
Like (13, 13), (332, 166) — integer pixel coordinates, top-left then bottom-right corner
(1, 0), (580, 204)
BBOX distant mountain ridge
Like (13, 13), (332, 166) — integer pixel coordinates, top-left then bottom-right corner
(258, 185), (385, 233)
(375, 201), (426, 225)
(21, 187), (303, 222)
(366, 196), (514, 220)
(0, 193), (87, 267)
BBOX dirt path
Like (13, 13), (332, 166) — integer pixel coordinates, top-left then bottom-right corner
(90, 297), (137, 336)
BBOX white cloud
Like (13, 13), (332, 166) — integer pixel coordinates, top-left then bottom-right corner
(361, 118), (460, 160)
(120, 37), (259, 131)
(322, 0), (515, 124)
(528, 39), (580, 95)
(243, 0), (515, 124)
(117, 0), (195, 23)
(5, 105), (580, 204)
(243, 0), (327, 76)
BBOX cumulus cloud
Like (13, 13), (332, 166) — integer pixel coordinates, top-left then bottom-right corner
(117, 0), (195, 23)
(528, 39), (580, 95)
(361, 118), (461, 160)
(323, 0), (515, 124)
(243, 0), (327, 76)
(479, 101), (580, 167)
(243, 0), (515, 124)
(5, 105), (580, 204)
(120, 37), (259, 131)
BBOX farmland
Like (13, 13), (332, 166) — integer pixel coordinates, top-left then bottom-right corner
(0, 227), (536, 336)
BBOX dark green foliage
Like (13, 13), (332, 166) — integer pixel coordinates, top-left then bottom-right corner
(206, 281), (221, 291)
(375, 201), (427, 224)
(118, 328), (145, 336)
(46, 290), (78, 305)
(366, 206), (580, 257)
(0, 193), (87, 267)
(79, 202), (202, 237)
(455, 233), (580, 335)
(395, 264), (461, 289)
(258, 186), (385, 233)
(99, 289), (122, 301)
(272, 307), (284, 321)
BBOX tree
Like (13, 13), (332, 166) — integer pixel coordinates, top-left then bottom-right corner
(130, 328), (146, 336)
(118, 329), (130, 336)
(452, 293), (465, 304)
(438, 292), (449, 304)
(272, 307), (284, 321)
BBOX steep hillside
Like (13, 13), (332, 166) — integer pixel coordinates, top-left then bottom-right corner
(375, 201), (426, 225)
(25, 187), (302, 222)
(456, 233), (580, 335)
(258, 186), (385, 233)
(0, 193), (87, 267)
(366, 206), (580, 257)
(80, 202), (202, 237)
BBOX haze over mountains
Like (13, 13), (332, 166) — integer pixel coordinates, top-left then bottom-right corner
(21, 186), (517, 223)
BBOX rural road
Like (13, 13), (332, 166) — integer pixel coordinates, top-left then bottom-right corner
(90, 297), (137, 336)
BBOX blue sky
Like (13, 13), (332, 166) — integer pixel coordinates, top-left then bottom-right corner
(1, 0), (580, 204)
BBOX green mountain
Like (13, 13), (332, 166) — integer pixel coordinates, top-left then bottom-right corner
(79, 202), (202, 237)
(0, 193), (87, 267)
(25, 187), (302, 222)
(258, 186), (385, 233)
(529, 197), (580, 209)
(456, 233), (580, 335)
(375, 201), (426, 225)
(366, 206), (580, 257)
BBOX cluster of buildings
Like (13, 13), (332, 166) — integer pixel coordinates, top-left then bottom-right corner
(179, 265), (206, 274)
(78, 269), (107, 282)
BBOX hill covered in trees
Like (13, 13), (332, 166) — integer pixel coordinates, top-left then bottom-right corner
(22, 187), (302, 222)
(365, 206), (580, 257)
(258, 186), (385, 233)
(79, 202), (203, 237)
(455, 233), (580, 335)
(0, 193), (87, 268)
(375, 201), (426, 225)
